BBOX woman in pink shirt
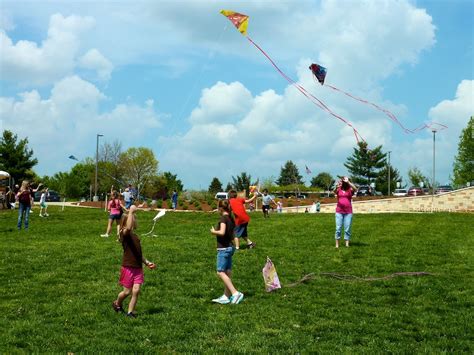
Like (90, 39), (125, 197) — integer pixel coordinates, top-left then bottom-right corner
(334, 176), (357, 248)
(101, 190), (125, 238)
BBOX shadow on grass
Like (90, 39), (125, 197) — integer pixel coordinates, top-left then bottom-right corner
(349, 241), (369, 247)
(143, 306), (166, 315)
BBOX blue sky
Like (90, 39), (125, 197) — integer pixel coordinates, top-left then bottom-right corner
(1, 0), (472, 189)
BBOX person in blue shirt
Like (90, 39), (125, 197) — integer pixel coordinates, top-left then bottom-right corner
(171, 190), (178, 210)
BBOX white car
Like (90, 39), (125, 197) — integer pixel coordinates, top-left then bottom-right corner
(214, 192), (228, 200)
(392, 189), (407, 197)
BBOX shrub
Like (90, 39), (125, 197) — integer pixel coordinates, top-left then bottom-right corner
(156, 199), (163, 208)
(182, 204), (188, 210)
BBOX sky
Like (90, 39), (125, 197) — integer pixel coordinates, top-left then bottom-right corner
(0, 0), (473, 190)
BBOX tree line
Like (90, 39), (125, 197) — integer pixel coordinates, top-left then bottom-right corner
(1, 117), (472, 199)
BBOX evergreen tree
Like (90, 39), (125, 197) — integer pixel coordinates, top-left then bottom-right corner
(225, 182), (233, 192)
(0, 130), (38, 183)
(344, 141), (386, 185)
(231, 172), (252, 195)
(276, 160), (303, 186)
(452, 116), (474, 187)
(375, 165), (401, 195)
(162, 171), (184, 192)
(208, 177), (223, 194)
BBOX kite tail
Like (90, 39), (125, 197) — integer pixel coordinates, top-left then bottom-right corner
(246, 36), (365, 144)
(325, 84), (448, 134)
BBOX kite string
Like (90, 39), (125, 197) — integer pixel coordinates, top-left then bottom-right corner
(286, 271), (433, 287)
(246, 36), (364, 144)
(323, 83), (448, 134)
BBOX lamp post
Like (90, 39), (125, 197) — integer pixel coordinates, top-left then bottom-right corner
(387, 151), (391, 196)
(94, 134), (104, 201)
(431, 129), (437, 211)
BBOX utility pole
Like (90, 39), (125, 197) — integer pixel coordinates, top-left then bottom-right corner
(387, 151), (391, 196)
(94, 134), (104, 201)
(431, 129), (437, 211)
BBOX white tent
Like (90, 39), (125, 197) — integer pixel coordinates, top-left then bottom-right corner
(0, 171), (10, 180)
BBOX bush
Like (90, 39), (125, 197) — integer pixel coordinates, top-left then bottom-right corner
(287, 202), (293, 207)
(182, 204), (188, 210)
(156, 199), (163, 208)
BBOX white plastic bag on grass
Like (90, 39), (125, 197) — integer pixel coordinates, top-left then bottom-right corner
(262, 257), (281, 292)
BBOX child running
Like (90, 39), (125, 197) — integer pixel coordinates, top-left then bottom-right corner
(113, 205), (156, 317)
(101, 190), (124, 238)
(261, 189), (277, 218)
(228, 190), (257, 250)
(39, 188), (49, 217)
(210, 199), (244, 304)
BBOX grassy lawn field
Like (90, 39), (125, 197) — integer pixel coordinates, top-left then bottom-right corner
(0, 207), (472, 352)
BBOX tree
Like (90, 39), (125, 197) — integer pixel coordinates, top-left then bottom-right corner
(276, 160), (303, 186)
(225, 182), (233, 192)
(261, 176), (276, 191)
(344, 141), (387, 185)
(311, 172), (335, 191)
(0, 130), (38, 183)
(375, 165), (401, 195)
(208, 177), (223, 194)
(162, 171), (184, 192)
(407, 167), (429, 188)
(452, 116), (474, 187)
(231, 172), (252, 194)
(99, 140), (125, 190)
(119, 147), (158, 191)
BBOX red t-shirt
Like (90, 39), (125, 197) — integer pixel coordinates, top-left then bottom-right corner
(229, 197), (250, 226)
(336, 187), (353, 214)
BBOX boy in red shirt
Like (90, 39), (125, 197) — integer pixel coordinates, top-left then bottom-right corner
(228, 190), (258, 250)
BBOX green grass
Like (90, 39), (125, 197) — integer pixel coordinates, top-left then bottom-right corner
(0, 208), (472, 352)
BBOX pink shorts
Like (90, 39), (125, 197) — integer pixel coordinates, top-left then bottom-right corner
(119, 266), (144, 289)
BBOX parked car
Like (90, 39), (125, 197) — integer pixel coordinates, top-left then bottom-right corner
(34, 190), (61, 202)
(407, 187), (424, 196)
(436, 185), (453, 194)
(214, 192), (228, 200)
(392, 188), (407, 197)
(356, 185), (373, 197)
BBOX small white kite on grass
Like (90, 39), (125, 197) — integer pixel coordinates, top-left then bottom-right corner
(142, 209), (166, 237)
(262, 257), (281, 292)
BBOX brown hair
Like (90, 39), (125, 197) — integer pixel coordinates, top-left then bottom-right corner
(218, 199), (231, 213)
(228, 190), (237, 199)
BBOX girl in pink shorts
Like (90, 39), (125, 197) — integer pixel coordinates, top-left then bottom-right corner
(112, 205), (155, 318)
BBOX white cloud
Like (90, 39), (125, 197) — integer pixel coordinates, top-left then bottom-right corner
(189, 81), (253, 124)
(394, 80), (473, 185)
(429, 80), (473, 129)
(0, 75), (162, 174)
(0, 13), (113, 86)
(78, 49), (114, 81)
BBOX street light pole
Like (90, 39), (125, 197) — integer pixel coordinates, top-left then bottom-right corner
(431, 129), (437, 212)
(387, 151), (391, 196)
(94, 134), (104, 201)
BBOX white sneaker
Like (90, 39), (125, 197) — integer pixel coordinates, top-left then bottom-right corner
(230, 292), (244, 304)
(100, 234), (109, 238)
(212, 295), (230, 304)
(39, 214), (44, 217)
(45, 213), (49, 217)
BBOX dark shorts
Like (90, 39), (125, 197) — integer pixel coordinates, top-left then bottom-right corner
(234, 223), (248, 238)
(262, 205), (270, 213)
(109, 213), (122, 220)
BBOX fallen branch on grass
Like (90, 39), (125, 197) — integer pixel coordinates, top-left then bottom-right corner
(286, 272), (433, 287)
